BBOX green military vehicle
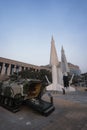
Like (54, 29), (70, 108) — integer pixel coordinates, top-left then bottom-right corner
(0, 79), (55, 116)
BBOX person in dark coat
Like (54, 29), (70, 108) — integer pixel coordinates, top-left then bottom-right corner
(63, 72), (69, 88)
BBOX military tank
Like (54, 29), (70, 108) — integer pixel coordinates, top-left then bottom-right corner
(0, 79), (55, 116)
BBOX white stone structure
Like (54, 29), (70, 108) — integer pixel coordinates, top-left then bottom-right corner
(61, 46), (69, 74)
(61, 46), (75, 91)
(46, 36), (64, 91)
(46, 36), (75, 92)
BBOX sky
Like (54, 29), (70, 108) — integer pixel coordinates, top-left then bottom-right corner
(0, 0), (87, 73)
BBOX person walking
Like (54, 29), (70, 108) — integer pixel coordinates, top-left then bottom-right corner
(62, 72), (69, 94)
(63, 72), (69, 88)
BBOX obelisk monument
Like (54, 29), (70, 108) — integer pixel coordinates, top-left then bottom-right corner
(47, 36), (63, 91)
(46, 36), (75, 92)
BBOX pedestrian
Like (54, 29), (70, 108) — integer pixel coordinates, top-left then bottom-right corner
(63, 72), (69, 88)
(62, 72), (69, 95)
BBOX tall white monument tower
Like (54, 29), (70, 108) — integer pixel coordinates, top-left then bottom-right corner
(46, 36), (75, 92)
(47, 36), (63, 91)
(61, 46), (75, 91)
(61, 46), (69, 74)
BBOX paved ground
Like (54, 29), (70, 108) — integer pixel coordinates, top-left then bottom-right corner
(0, 91), (87, 130)
(53, 91), (87, 104)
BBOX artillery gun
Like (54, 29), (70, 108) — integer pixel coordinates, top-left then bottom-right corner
(0, 78), (55, 116)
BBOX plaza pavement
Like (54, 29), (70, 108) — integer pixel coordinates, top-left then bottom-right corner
(0, 90), (87, 130)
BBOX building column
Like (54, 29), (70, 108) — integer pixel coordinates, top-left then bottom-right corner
(10, 65), (14, 75)
(24, 67), (26, 70)
(7, 64), (11, 75)
(19, 66), (22, 72)
(16, 66), (19, 74)
(1, 63), (6, 75)
(14, 65), (16, 73)
(0, 66), (1, 74)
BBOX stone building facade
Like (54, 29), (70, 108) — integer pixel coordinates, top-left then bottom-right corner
(44, 62), (81, 76)
(68, 63), (81, 75)
(0, 57), (50, 76)
(0, 57), (81, 77)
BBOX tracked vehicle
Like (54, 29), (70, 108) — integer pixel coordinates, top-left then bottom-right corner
(0, 79), (55, 116)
